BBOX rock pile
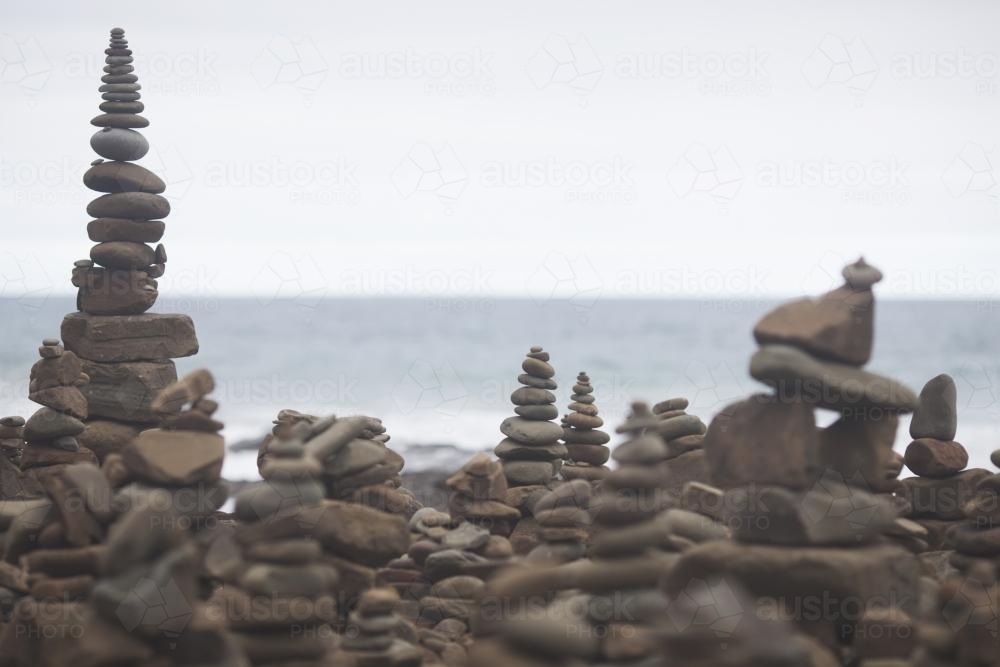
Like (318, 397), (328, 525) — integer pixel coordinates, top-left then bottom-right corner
(526, 479), (592, 564)
(899, 373), (990, 555)
(0, 416), (25, 500)
(913, 561), (998, 667)
(62, 27), (199, 463)
(227, 438), (341, 665)
(495, 346), (564, 488)
(560, 372), (611, 483)
(651, 396), (710, 496)
(674, 257), (921, 662)
(338, 587), (423, 667)
(445, 453), (519, 537)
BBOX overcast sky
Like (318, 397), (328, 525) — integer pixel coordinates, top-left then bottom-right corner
(1, 0), (998, 302)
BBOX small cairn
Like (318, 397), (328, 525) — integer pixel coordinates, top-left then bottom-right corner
(899, 373), (989, 555)
(946, 446), (1000, 573)
(560, 372), (611, 483)
(670, 257), (922, 662)
(339, 587), (423, 666)
(445, 453), (520, 536)
(226, 439), (341, 665)
(526, 479), (592, 564)
(118, 369), (229, 531)
(913, 561), (998, 667)
(15, 339), (97, 496)
(651, 397), (710, 496)
(0, 416), (25, 500)
(495, 346), (564, 489)
(63, 27), (199, 464)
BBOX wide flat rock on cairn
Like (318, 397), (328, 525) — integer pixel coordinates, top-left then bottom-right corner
(681, 257), (921, 663)
(559, 372), (611, 482)
(650, 396), (710, 495)
(60, 27), (198, 463)
(445, 452), (520, 537)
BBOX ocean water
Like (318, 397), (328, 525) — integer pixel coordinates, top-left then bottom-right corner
(1, 297), (998, 480)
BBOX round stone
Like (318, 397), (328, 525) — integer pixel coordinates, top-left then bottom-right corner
(562, 428), (610, 445)
(910, 374), (958, 441)
(84, 161), (165, 193)
(514, 404), (559, 421)
(103, 64), (134, 75)
(904, 438), (968, 478)
(98, 83), (140, 93)
(91, 242), (155, 270)
(842, 257), (883, 290)
(91, 128), (149, 161)
(510, 387), (555, 406)
(104, 56), (133, 66)
(87, 192), (170, 219)
(90, 114), (149, 129)
(101, 92), (142, 102)
(101, 73), (138, 84)
(565, 443), (610, 465)
(99, 101), (144, 113)
(494, 438), (565, 460)
(565, 412), (603, 429)
(500, 417), (563, 445)
(502, 460), (554, 486)
(517, 374), (557, 390)
(88, 219), (165, 243)
(522, 357), (555, 379)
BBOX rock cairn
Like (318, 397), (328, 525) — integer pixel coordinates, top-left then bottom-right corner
(526, 479), (592, 564)
(651, 396), (710, 496)
(900, 373), (990, 556)
(672, 257), (922, 663)
(560, 372), (611, 483)
(62, 27), (199, 464)
(227, 439), (341, 665)
(913, 561), (998, 667)
(15, 339), (97, 501)
(495, 346), (564, 488)
(0, 416), (25, 501)
(445, 453), (519, 537)
(339, 587), (423, 667)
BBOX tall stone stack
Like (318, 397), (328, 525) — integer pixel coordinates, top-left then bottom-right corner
(526, 479), (592, 564)
(338, 588), (423, 667)
(62, 27), (199, 463)
(560, 372), (611, 483)
(227, 439), (341, 666)
(944, 448), (1000, 573)
(651, 396), (710, 496)
(445, 453), (520, 536)
(495, 346), (564, 488)
(671, 258), (922, 663)
(900, 374), (990, 554)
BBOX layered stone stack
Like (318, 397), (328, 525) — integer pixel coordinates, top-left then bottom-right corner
(0, 417), (25, 501)
(945, 451), (1000, 573)
(337, 587), (423, 667)
(913, 561), (998, 667)
(256, 408), (319, 470)
(226, 438), (341, 665)
(576, 402), (677, 662)
(445, 453), (519, 536)
(560, 372), (611, 483)
(900, 374), (989, 554)
(526, 479), (592, 564)
(62, 27), (199, 463)
(495, 346), (564, 488)
(15, 339), (96, 499)
(117, 369), (228, 532)
(672, 257), (922, 663)
(651, 397), (710, 496)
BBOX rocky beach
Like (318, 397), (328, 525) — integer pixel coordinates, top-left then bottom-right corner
(1, 22), (999, 667)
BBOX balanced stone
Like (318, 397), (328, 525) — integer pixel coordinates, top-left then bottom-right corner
(90, 113), (149, 129)
(84, 161), (164, 193)
(123, 429), (224, 486)
(90, 128), (149, 161)
(90, 242), (155, 270)
(99, 101), (143, 113)
(86, 192), (169, 219)
(87, 218), (165, 243)
(909, 373), (958, 441)
(904, 438), (968, 478)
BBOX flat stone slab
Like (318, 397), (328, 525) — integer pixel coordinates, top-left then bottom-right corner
(79, 359), (177, 423)
(62, 312), (198, 363)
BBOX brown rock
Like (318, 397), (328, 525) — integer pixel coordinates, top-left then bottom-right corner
(904, 438), (968, 478)
(30, 353), (83, 389)
(898, 468), (991, 520)
(77, 420), (140, 461)
(62, 312), (198, 363)
(28, 386), (88, 420)
(312, 499), (409, 566)
(151, 368), (215, 414)
(817, 411), (898, 491)
(75, 267), (157, 315)
(122, 429), (224, 485)
(703, 394), (818, 489)
(87, 218), (165, 243)
(79, 359), (177, 423)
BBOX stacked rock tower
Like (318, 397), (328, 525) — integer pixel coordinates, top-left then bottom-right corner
(670, 258), (922, 664)
(495, 346), (564, 488)
(62, 27), (199, 462)
(560, 371), (611, 482)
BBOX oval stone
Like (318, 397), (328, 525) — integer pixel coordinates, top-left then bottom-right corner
(103, 64), (134, 74)
(91, 128), (149, 161)
(510, 387), (555, 406)
(99, 101), (144, 113)
(513, 404), (559, 421)
(101, 73), (138, 84)
(90, 113), (149, 129)
(522, 357), (555, 379)
(500, 417), (563, 445)
(84, 161), (165, 193)
(98, 83), (141, 93)
(87, 193), (170, 219)
(104, 56), (133, 66)
(88, 219), (165, 243)
(91, 242), (155, 270)
(102, 92), (142, 102)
